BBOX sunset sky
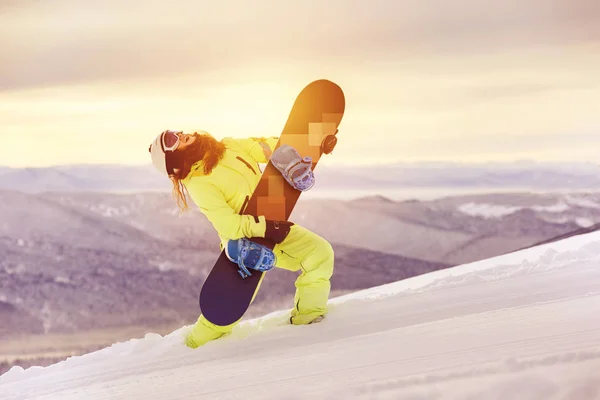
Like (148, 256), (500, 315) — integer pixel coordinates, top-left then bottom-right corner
(1, 0), (599, 167)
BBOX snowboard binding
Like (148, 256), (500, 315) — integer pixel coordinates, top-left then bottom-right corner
(272, 144), (315, 191)
(225, 238), (277, 279)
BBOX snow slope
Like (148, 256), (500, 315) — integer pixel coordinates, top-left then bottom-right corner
(2, 232), (600, 399)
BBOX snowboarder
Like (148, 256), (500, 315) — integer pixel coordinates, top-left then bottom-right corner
(148, 130), (334, 348)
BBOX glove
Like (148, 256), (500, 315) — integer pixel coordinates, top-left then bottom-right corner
(264, 220), (294, 244)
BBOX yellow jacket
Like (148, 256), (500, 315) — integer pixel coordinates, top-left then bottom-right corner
(182, 136), (279, 244)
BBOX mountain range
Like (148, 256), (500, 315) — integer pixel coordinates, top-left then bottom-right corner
(3, 189), (600, 338)
(2, 166), (600, 373)
(2, 161), (600, 194)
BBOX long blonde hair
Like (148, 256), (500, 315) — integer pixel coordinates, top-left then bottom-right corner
(171, 177), (191, 212)
(169, 132), (226, 212)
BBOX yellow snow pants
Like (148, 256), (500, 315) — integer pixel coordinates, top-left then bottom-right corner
(185, 224), (334, 348)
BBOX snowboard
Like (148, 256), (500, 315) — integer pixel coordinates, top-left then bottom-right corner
(199, 79), (345, 326)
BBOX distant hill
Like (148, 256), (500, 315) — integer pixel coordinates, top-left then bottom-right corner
(2, 189), (600, 374)
(0, 190), (449, 338)
(0, 164), (170, 193)
(2, 189), (600, 340)
(2, 161), (600, 193)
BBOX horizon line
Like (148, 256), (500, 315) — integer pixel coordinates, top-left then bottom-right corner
(2, 159), (600, 169)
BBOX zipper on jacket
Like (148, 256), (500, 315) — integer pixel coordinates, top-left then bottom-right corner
(236, 156), (257, 175)
(221, 163), (253, 195)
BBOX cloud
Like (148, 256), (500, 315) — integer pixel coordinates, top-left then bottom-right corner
(1, 0), (599, 167)
(1, 0), (599, 90)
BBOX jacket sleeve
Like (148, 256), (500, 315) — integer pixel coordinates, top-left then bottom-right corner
(185, 178), (266, 240)
(235, 136), (279, 164)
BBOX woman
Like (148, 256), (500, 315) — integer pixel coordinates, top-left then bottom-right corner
(148, 130), (334, 348)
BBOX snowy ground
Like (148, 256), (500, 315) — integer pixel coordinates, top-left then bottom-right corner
(2, 232), (600, 399)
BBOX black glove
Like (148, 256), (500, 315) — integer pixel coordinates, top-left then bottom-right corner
(264, 220), (294, 244)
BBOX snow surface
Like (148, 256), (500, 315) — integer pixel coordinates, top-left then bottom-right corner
(2, 232), (600, 399)
(458, 202), (522, 218)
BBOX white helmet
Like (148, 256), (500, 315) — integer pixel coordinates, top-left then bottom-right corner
(148, 130), (182, 176)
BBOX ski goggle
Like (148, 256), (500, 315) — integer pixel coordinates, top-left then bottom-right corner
(161, 130), (183, 152)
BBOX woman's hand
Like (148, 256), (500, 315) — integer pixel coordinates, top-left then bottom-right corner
(264, 220), (294, 244)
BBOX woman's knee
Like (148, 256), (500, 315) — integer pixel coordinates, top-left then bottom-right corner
(305, 236), (334, 275)
(321, 239), (334, 264)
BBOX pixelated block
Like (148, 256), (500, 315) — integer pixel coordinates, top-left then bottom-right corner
(308, 122), (337, 147)
(281, 135), (311, 152)
(268, 175), (284, 197)
(322, 112), (343, 123)
(257, 196), (286, 220)
(281, 134), (321, 159)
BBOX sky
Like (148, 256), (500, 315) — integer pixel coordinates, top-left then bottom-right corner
(1, 0), (599, 167)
